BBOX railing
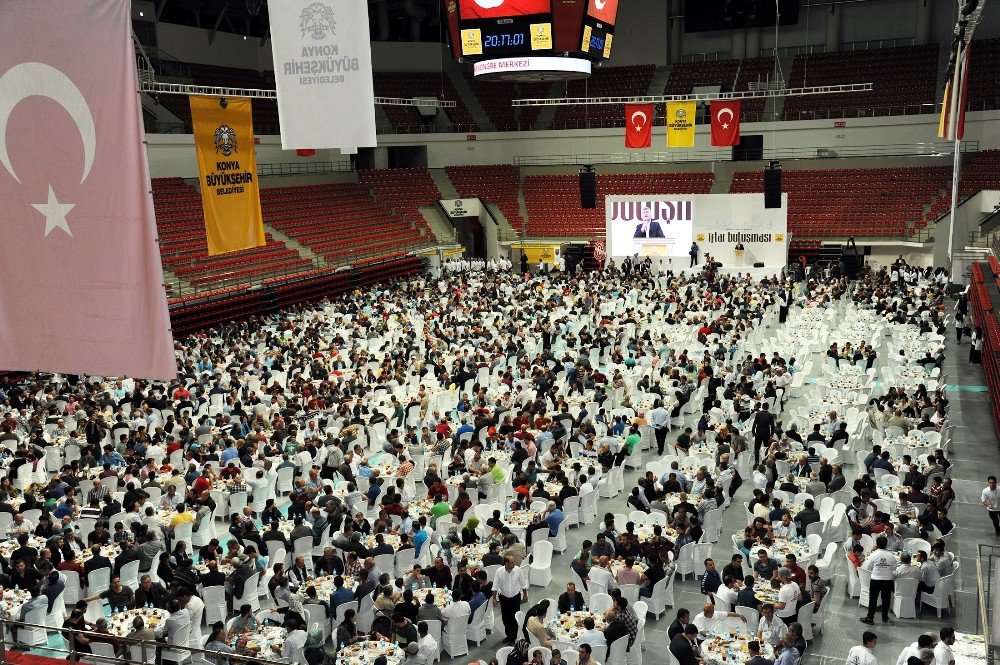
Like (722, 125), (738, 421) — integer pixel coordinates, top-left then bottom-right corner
(781, 103), (938, 120)
(839, 37), (916, 51)
(148, 120), (187, 134)
(766, 44), (825, 57)
(374, 121), (481, 135)
(257, 161), (354, 176)
(513, 140), (976, 166)
(978, 544), (1000, 660)
(0, 617), (269, 665)
(680, 51), (733, 62)
(166, 256), (329, 299)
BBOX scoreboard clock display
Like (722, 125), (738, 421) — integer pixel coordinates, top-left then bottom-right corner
(580, 0), (617, 59)
(449, 0), (622, 65)
(460, 20), (553, 56)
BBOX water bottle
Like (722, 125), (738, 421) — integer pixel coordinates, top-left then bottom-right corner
(570, 604), (574, 612)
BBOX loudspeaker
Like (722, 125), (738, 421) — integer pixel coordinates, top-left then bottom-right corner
(733, 135), (763, 161)
(764, 167), (782, 209)
(579, 169), (597, 209)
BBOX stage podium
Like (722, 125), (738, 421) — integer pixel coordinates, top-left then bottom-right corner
(734, 249), (745, 267)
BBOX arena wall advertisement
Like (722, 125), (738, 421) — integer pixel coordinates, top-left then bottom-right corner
(605, 193), (788, 268)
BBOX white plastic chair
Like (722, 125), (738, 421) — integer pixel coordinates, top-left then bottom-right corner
(529, 540), (553, 587)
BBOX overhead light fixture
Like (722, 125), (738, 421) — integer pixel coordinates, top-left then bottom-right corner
(243, 35), (248, 40)
(139, 10), (144, 16)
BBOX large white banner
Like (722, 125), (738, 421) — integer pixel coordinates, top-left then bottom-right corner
(268, 0), (376, 153)
(440, 198), (482, 218)
(606, 194), (788, 267)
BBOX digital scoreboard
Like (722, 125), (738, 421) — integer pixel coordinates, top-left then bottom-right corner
(448, 0), (619, 61)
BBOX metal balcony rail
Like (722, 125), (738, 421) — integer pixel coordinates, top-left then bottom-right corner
(512, 140), (976, 166)
(257, 161), (354, 176)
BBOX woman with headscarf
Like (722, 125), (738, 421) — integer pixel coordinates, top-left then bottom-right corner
(461, 517), (480, 545)
(506, 639), (530, 665)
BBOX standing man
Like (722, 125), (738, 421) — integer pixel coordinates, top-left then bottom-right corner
(751, 403), (775, 464)
(859, 536), (896, 625)
(935, 627), (956, 665)
(493, 555), (527, 645)
(982, 476), (1000, 536)
(650, 400), (670, 456)
(689, 242), (699, 268)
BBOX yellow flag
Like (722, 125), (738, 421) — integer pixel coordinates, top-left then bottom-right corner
(937, 81), (951, 139)
(190, 96), (265, 256)
(666, 101), (696, 148)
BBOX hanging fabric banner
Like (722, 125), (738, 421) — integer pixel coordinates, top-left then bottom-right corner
(666, 101), (696, 148)
(268, 0), (377, 154)
(624, 103), (654, 148)
(0, 0), (176, 379)
(190, 96), (265, 256)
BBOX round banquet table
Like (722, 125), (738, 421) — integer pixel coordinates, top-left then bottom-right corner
(232, 624), (287, 657)
(108, 608), (170, 637)
(702, 630), (777, 664)
(0, 588), (31, 618)
(449, 543), (491, 569)
(758, 536), (816, 562)
(363, 533), (403, 552)
(548, 610), (607, 646)
(0, 534), (46, 559)
(77, 543), (122, 566)
(337, 640), (405, 665)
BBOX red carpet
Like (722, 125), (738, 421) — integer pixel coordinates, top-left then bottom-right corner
(7, 653), (67, 665)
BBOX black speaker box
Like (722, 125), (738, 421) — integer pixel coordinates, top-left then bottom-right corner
(754, 262), (765, 268)
(764, 168), (782, 209)
(579, 170), (597, 209)
(733, 135), (763, 161)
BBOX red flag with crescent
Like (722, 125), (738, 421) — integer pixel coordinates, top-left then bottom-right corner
(624, 103), (653, 149)
(710, 100), (741, 146)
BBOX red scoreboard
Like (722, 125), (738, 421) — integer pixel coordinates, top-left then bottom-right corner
(447, 0), (620, 62)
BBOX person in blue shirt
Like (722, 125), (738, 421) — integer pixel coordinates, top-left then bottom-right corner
(219, 442), (240, 465)
(329, 575), (354, 612)
(610, 417), (626, 436)
(98, 445), (125, 467)
(54, 497), (77, 520)
(453, 419), (474, 446)
(700, 558), (722, 595)
(412, 517), (429, 557)
(544, 501), (565, 537)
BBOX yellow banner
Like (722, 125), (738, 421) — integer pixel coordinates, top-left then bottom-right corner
(937, 81), (950, 139)
(190, 96), (265, 256)
(666, 101), (696, 148)
(522, 245), (558, 263)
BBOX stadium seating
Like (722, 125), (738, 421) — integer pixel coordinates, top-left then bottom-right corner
(446, 164), (524, 232)
(373, 72), (478, 133)
(523, 172), (714, 236)
(262, 180), (432, 265)
(664, 59), (740, 96)
(730, 166), (950, 237)
(733, 56), (776, 122)
(924, 150), (1000, 222)
(782, 44), (939, 120)
(550, 65), (656, 129)
(464, 76), (551, 131)
(968, 38), (1000, 111)
(153, 178), (308, 291)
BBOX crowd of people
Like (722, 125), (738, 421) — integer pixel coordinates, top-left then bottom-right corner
(0, 255), (983, 665)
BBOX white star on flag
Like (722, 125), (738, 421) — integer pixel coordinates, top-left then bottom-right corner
(722, 122), (729, 129)
(31, 185), (74, 237)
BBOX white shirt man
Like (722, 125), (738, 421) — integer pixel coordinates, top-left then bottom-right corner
(756, 611), (787, 646)
(847, 642), (878, 665)
(412, 631), (438, 665)
(934, 635), (955, 665)
(280, 626), (308, 664)
(775, 576), (800, 620)
(587, 564), (613, 594)
(896, 640), (924, 665)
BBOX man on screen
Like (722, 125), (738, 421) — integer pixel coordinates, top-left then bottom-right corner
(633, 205), (665, 239)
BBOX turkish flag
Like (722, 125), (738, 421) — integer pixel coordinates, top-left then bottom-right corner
(458, 0), (550, 20)
(625, 104), (654, 149)
(710, 100), (742, 146)
(0, 0), (176, 379)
